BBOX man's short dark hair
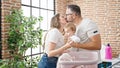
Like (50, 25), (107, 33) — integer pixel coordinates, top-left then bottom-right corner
(67, 4), (81, 17)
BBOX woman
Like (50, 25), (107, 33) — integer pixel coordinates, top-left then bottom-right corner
(38, 14), (72, 68)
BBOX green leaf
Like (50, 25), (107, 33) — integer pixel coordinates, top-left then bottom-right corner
(3, 9), (43, 68)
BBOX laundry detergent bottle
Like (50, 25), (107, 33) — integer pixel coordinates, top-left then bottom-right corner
(105, 43), (112, 60)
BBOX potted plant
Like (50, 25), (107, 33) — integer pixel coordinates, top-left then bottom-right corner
(0, 9), (43, 68)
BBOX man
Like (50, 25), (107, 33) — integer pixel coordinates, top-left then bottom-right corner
(66, 4), (101, 50)
(56, 5), (101, 68)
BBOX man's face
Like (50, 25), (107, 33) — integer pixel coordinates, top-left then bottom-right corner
(66, 8), (75, 22)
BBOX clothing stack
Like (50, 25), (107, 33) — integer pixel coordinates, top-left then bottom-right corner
(58, 51), (100, 68)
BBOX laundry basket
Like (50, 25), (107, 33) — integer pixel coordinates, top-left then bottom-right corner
(57, 51), (100, 68)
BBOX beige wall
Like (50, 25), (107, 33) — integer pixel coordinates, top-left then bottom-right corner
(56, 0), (120, 58)
(55, 0), (67, 15)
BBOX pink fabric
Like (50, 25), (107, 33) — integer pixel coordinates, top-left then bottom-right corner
(57, 51), (99, 68)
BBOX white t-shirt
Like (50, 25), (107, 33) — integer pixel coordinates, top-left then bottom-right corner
(75, 18), (99, 44)
(45, 28), (64, 57)
(70, 35), (80, 43)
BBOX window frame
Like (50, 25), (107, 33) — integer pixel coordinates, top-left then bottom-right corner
(0, 0), (2, 59)
(21, 0), (55, 60)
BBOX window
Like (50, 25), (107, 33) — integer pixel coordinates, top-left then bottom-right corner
(21, 0), (55, 58)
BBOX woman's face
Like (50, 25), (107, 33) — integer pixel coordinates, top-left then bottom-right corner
(59, 15), (67, 26)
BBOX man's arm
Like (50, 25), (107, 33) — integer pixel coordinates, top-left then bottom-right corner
(72, 34), (101, 50)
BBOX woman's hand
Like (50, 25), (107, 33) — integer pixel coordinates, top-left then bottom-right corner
(64, 39), (73, 49)
(63, 50), (70, 53)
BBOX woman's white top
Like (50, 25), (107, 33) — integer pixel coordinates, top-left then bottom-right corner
(45, 28), (64, 57)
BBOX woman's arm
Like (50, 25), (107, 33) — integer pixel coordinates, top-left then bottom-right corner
(47, 42), (71, 57)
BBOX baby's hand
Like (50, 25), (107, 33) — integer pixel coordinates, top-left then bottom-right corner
(68, 40), (76, 47)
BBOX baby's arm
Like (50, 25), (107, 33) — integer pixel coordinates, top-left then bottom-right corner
(70, 35), (80, 43)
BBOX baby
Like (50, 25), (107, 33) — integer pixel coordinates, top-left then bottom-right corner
(57, 23), (80, 68)
(64, 23), (80, 51)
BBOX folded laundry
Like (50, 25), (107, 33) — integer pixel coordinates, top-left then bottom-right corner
(57, 51), (100, 68)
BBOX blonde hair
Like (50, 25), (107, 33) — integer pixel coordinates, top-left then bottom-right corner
(64, 23), (76, 32)
(50, 14), (61, 29)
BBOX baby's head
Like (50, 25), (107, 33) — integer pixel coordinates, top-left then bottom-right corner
(64, 23), (76, 37)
